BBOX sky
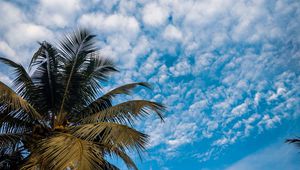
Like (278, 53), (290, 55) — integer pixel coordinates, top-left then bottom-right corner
(0, 0), (299, 169)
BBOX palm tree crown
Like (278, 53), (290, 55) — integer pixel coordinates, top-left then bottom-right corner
(0, 29), (165, 170)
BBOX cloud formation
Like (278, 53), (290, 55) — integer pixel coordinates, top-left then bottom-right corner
(0, 0), (299, 168)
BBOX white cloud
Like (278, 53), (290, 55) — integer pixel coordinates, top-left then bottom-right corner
(163, 25), (183, 41)
(0, 1), (24, 29)
(132, 36), (150, 57)
(140, 52), (161, 75)
(79, 12), (142, 68)
(231, 101), (249, 117)
(5, 23), (53, 48)
(213, 137), (229, 146)
(166, 122), (197, 149)
(35, 0), (81, 28)
(0, 41), (16, 58)
(258, 114), (281, 130)
(142, 3), (169, 26)
(0, 1), (55, 63)
(0, 72), (11, 86)
(79, 13), (140, 39)
(169, 60), (192, 77)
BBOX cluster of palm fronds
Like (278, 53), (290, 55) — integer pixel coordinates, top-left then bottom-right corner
(0, 29), (165, 170)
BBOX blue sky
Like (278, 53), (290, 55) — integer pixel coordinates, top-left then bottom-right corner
(0, 0), (299, 169)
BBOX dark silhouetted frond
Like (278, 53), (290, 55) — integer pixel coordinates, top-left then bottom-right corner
(0, 133), (24, 147)
(286, 137), (300, 148)
(101, 144), (138, 170)
(0, 57), (36, 101)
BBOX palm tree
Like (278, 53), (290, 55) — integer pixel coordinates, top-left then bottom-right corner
(0, 29), (165, 170)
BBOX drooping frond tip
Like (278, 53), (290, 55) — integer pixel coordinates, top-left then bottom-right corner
(286, 138), (300, 148)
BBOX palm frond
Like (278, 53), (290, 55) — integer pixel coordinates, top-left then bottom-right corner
(69, 122), (148, 151)
(82, 100), (165, 124)
(30, 41), (63, 117)
(0, 116), (31, 135)
(82, 53), (118, 84)
(0, 147), (24, 170)
(23, 133), (104, 170)
(66, 55), (117, 117)
(56, 29), (119, 125)
(81, 82), (151, 115)
(57, 28), (99, 124)
(0, 133), (23, 147)
(29, 41), (56, 70)
(286, 138), (300, 148)
(0, 57), (36, 102)
(103, 82), (151, 98)
(0, 107), (34, 129)
(101, 144), (137, 170)
(102, 159), (120, 170)
(0, 81), (43, 122)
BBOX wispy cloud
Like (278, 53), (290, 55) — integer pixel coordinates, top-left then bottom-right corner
(226, 142), (300, 170)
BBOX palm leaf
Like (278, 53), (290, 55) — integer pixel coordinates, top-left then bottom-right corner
(30, 41), (63, 117)
(20, 152), (43, 170)
(66, 55), (117, 117)
(286, 138), (300, 148)
(0, 114), (32, 135)
(82, 53), (118, 84)
(23, 133), (104, 170)
(0, 147), (24, 170)
(0, 81), (43, 122)
(57, 29), (99, 124)
(82, 100), (165, 124)
(69, 122), (148, 151)
(0, 133), (24, 147)
(0, 57), (36, 102)
(0, 107), (34, 128)
(101, 144), (137, 170)
(102, 160), (120, 170)
(102, 82), (151, 98)
(82, 82), (151, 115)
(29, 41), (52, 70)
